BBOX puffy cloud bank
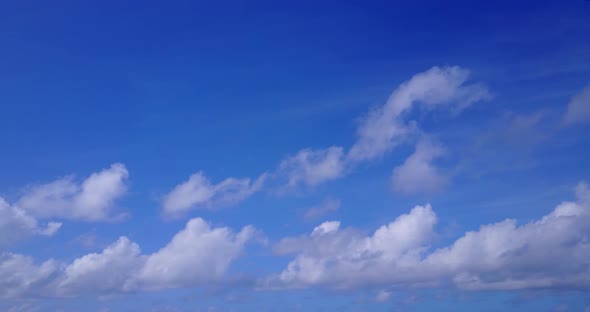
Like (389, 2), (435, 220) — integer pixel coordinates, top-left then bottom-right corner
(271, 182), (590, 291)
(0, 218), (255, 298)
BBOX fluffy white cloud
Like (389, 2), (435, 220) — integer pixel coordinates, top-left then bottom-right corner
(272, 182), (590, 290)
(138, 218), (255, 289)
(57, 237), (143, 294)
(1, 218), (256, 298)
(274, 204), (437, 287)
(425, 182), (590, 290)
(278, 147), (346, 188)
(163, 172), (266, 216)
(0, 198), (61, 250)
(16, 163), (129, 221)
(303, 198), (341, 221)
(0, 253), (56, 299)
(563, 84), (590, 125)
(391, 139), (448, 194)
(348, 66), (490, 162)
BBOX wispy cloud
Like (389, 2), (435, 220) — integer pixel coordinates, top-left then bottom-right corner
(303, 198), (341, 221)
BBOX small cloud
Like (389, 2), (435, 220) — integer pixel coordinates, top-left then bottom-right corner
(303, 198), (341, 221)
(162, 172), (266, 218)
(38, 222), (62, 236)
(563, 84), (590, 125)
(375, 289), (391, 302)
(278, 147), (346, 189)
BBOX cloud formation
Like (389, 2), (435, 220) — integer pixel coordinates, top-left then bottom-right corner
(278, 66), (489, 189)
(279, 147), (346, 188)
(0, 253), (57, 299)
(391, 139), (448, 194)
(163, 172), (266, 217)
(563, 84), (590, 125)
(162, 66), (490, 203)
(16, 163), (129, 221)
(0, 218), (255, 298)
(0, 198), (61, 249)
(271, 182), (590, 291)
(348, 66), (490, 162)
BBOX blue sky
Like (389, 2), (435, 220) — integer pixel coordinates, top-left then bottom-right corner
(1, 1), (590, 311)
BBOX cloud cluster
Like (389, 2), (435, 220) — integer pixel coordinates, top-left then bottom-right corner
(0, 198), (61, 249)
(275, 66), (490, 193)
(162, 172), (266, 217)
(348, 66), (490, 162)
(0, 253), (57, 299)
(271, 182), (590, 291)
(162, 66), (491, 204)
(279, 147), (346, 188)
(1, 164), (129, 250)
(16, 163), (129, 221)
(0, 218), (255, 298)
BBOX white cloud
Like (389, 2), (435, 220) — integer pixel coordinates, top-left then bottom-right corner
(391, 139), (448, 194)
(275, 66), (489, 190)
(425, 181), (590, 291)
(348, 66), (490, 162)
(163, 172), (266, 217)
(303, 198), (341, 221)
(271, 182), (590, 291)
(375, 289), (391, 302)
(274, 204), (437, 288)
(311, 221), (341, 236)
(58, 237), (144, 294)
(278, 147), (346, 188)
(0, 253), (56, 299)
(0, 197), (61, 250)
(138, 218), (255, 289)
(16, 163), (129, 221)
(563, 84), (590, 125)
(1, 218), (256, 298)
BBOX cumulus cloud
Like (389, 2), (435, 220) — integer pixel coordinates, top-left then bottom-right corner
(163, 172), (266, 217)
(426, 181), (590, 291)
(271, 182), (590, 291)
(57, 237), (143, 294)
(563, 84), (590, 125)
(278, 147), (346, 188)
(0, 253), (57, 299)
(274, 205), (437, 288)
(138, 218), (255, 289)
(0, 198), (61, 250)
(391, 139), (448, 194)
(16, 163), (129, 221)
(348, 66), (490, 162)
(0, 218), (256, 298)
(303, 198), (341, 221)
